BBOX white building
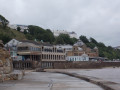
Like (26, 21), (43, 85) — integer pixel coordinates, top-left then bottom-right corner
(53, 30), (78, 38)
(53, 30), (68, 36)
(69, 31), (78, 38)
(74, 40), (84, 47)
(8, 24), (28, 32)
(5, 39), (21, 48)
(66, 54), (89, 61)
(114, 46), (120, 50)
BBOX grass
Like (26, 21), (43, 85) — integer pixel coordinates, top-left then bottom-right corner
(0, 26), (26, 40)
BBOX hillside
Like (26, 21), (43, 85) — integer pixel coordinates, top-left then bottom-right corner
(1, 14), (120, 60)
(0, 27), (26, 44)
(79, 35), (120, 60)
(0, 14), (26, 44)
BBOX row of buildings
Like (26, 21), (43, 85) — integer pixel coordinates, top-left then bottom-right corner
(5, 39), (99, 62)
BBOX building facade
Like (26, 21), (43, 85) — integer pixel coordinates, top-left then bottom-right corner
(66, 54), (89, 61)
(17, 42), (41, 61)
(41, 46), (66, 61)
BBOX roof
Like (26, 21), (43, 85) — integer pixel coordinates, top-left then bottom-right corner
(94, 46), (98, 49)
(19, 40), (52, 46)
(17, 42), (40, 48)
(81, 53), (88, 57)
(74, 40), (84, 46)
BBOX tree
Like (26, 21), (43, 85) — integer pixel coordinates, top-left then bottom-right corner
(0, 14), (9, 28)
(54, 34), (77, 45)
(27, 25), (55, 43)
(25, 34), (34, 40)
(17, 27), (21, 31)
(79, 35), (89, 43)
(0, 34), (11, 44)
(86, 43), (96, 49)
(71, 38), (78, 45)
(24, 30), (27, 34)
(55, 36), (65, 44)
(90, 37), (98, 44)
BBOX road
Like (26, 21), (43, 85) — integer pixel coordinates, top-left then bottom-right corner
(0, 71), (103, 90)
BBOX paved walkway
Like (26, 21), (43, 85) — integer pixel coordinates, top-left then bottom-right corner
(47, 68), (120, 90)
(0, 72), (103, 90)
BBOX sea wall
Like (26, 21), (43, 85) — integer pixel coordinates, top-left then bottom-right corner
(13, 60), (120, 69)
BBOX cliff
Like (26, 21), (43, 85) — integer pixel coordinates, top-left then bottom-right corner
(0, 40), (13, 81)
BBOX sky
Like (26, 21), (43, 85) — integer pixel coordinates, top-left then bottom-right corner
(0, 0), (120, 47)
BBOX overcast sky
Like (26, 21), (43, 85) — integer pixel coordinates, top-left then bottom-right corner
(0, 0), (120, 47)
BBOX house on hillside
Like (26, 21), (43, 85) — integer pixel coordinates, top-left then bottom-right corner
(68, 31), (77, 38)
(53, 30), (78, 38)
(8, 24), (29, 32)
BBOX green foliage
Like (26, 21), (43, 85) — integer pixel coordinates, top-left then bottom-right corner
(90, 37), (98, 44)
(86, 43), (96, 49)
(55, 34), (77, 45)
(24, 30), (27, 34)
(0, 33), (11, 44)
(25, 34), (34, 40)
(0, 26), (26, 44)
(79, 35), (120, 60)
(0, 14), (9, 28)
(17, 27), (21, 31)
(27, 25), (55, 43)
(79, 35), (89, 43)
(71, 37), (78, 44)
(55, 35), (65, 44)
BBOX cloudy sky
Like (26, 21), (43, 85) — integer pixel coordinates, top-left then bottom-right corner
(0, 0), (120, 46)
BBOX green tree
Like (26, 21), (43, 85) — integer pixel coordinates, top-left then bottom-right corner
(0, 14), (9, 28)
(54, 34), (77, 45)
(55, 36), (65, 44)
(17, 27), (21, 31)
(27, 25), (55, 43)
(71, 38), (78, 45)
(79, 35), (89, 43)
(86, 42), (96, 49)
(24, 30), (27, 34)
(25, 34), (34, 40)
(0, 34), (11, 44)
(90, 37), (98, 44)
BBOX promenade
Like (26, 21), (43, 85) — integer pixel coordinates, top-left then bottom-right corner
(47, 67), (120, 90)
(0, 71), (103, 90)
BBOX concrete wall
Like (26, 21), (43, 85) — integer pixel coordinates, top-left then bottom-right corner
(13, 61), (120, 69)
(42, 61), (120, 69)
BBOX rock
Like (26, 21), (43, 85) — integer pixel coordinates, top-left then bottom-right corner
(10, 70), (24, 80)
(0, 40), (13, 81)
